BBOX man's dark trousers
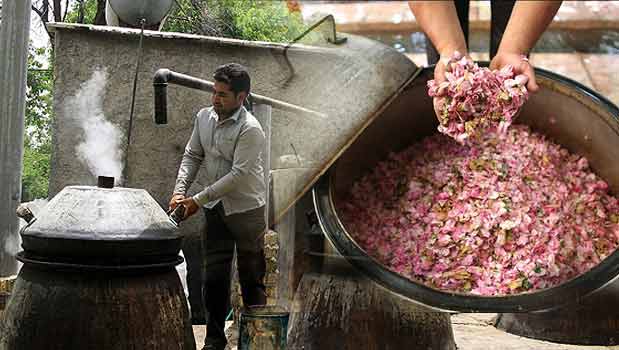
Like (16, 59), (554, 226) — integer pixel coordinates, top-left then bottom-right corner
(201, 202), (267, 343)
(425, 0), (517, 64)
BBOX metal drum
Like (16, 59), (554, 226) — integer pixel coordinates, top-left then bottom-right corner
(0, 176), (195, 350)
(239, 306), (289, 350)
(312, 66), (619, 315)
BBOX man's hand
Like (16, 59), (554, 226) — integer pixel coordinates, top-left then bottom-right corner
(489, 1), (562, 93)
(168, 194), (185, 212)
(178, 197), (201, 220)
(433, 51), (469, 119)
(433, 51), (465, 85)
(490, 52), (539, 92)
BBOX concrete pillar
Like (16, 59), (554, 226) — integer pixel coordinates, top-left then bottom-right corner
(0, 0), (32, 276)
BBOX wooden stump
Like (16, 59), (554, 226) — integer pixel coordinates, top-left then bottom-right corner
(495, 280), (619, 345)
(288, 272), (456, 350)
(0, 266), (196, 350)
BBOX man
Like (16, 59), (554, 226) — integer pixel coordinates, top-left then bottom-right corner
(169, 63), (267, 350)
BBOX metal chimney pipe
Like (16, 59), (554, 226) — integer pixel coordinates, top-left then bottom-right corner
(153, 68), (325, 125)
(153, 69), (170, 125)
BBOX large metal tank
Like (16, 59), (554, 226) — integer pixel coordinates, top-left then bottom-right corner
(313, 66), (619, 315)
(0, 176), (194, 350)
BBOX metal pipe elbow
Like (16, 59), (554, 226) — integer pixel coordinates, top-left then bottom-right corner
(153, 69), (171, 125)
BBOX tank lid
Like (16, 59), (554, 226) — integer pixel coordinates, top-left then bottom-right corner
(22, 183), (179, 242)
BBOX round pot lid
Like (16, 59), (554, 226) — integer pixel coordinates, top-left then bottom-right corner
(22, 178), (179, 242)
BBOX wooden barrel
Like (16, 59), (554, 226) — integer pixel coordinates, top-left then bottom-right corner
(288, 271), (456, 350)
(495, 279), (619, 345)
(0, 265), (195, 350)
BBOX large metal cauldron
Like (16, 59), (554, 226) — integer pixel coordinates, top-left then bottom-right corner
(0, 177), (195, 350)
(313, 66), (619, 314)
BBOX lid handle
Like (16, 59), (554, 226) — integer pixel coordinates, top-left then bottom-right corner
(98, 176), (115, 188)
(16, 204), (36, 224)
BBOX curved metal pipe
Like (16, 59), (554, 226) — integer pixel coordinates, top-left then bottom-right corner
(153, 68), (170, 125)
(153, 68), (326, 125)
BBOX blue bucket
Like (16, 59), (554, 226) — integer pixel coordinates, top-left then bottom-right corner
(238, 306), (289, 350)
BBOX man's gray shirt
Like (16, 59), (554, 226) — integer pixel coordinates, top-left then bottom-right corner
(173, 106), (266, 215)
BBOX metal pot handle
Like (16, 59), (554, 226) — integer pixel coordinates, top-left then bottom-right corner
(16, 204), (36, 233)
(279, 15), (347, 86)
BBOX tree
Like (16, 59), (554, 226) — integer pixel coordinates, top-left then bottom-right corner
(64, 0), (106, 25)
(31, 0), (106, 45)
(22, 0), (109, 201)
(162, 0), (313, 43)
(22, 46), (54, 201)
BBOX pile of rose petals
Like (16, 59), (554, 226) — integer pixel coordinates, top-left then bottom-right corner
(341, 125), (619, 296)
(428, 55), (529, 143)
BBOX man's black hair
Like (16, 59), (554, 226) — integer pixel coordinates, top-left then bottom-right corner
(213, 63), (251, 96)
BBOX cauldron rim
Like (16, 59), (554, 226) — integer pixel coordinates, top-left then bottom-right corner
(312, 66), (619, 313)
(15, 251), (183, 273)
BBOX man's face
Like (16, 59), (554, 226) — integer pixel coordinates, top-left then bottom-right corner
(212, 80), (245, 117)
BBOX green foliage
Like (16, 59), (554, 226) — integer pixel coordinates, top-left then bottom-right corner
(21, 141), (52, 202)
(25, 47), (53, 148)
(163, 0), (313, 43)
(64, 0), (99, 24)
(22, 45), (54, 201)
(232, 1), (307, 42)
(24, 0), (96, 202)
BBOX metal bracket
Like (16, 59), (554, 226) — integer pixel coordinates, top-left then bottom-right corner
(286, 14), (347, 49)
(279, 14), (347, 86)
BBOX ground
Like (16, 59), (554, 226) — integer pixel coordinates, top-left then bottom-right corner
(191, 314), (619, 350)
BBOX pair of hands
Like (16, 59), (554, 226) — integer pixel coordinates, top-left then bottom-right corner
(169, 194), (200, 220)
(432, 51), (539, 118)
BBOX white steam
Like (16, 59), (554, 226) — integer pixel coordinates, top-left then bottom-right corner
(3, 232), (21, 267)
(65, 69), (124, 184)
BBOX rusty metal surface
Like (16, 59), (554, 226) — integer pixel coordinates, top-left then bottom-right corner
(239, 306), (289, 350)
(0, 277), (16, 295)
